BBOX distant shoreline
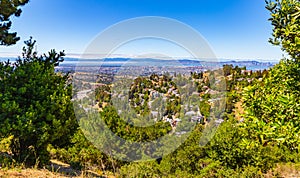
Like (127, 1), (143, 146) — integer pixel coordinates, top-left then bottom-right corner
(1, 57), (276, 72)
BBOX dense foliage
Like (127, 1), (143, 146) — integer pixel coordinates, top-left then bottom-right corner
(0, 38), (78, 166)
(266, 0), (300, 61)
(0, 0), (29, 45)
(241, 0), (300, 151)
(1, 0), (300, 177)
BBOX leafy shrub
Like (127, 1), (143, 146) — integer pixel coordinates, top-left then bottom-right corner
(242, 60), (300, 150)
(49, 129), (124, 173)
(0, 38), (78, 166)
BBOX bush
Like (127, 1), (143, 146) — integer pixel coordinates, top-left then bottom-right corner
(0, 38), (78, 166)
(207, 118), (290, 173)
(242, 60), (300, 150)
(49, 129), (123, 173)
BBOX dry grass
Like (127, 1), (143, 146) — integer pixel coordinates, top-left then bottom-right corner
(0, 168), (76, 178)
(234, 101), (244, 121)
(0, 159), (111, 178)
(0, 168), (116, 178)
(0, 168), (113, 178)
(268, 163), (300, 178)
(2, 162), (300, 177)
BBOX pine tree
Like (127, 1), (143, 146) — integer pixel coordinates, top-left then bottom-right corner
(0, 0), (29, 45)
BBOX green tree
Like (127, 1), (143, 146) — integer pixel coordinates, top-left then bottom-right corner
(241, 0), (300, 150)
(0, 0), (29, 45)
(0, 38), (78, 166)
(266, 0), (300, 61)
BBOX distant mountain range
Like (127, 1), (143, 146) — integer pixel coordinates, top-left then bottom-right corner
(0, 57), (276, 71)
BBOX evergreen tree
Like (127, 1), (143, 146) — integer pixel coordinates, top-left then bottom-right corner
(0, 38), (78, 166)
(0, 0), (29, 45)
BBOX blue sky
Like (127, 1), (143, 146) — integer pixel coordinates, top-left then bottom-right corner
(0, 0), (283, 61)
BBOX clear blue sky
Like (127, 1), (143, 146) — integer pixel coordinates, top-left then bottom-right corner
(0, 0), (283, 61)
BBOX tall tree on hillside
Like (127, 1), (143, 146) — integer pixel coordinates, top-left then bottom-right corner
(0, 38), (78, 166)
(0, 0), (29, 46)
(241, 0), (300, 150)
(266, 0), (300, 61)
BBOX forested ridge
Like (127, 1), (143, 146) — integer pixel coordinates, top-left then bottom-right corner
(0, 0), (300, 177)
